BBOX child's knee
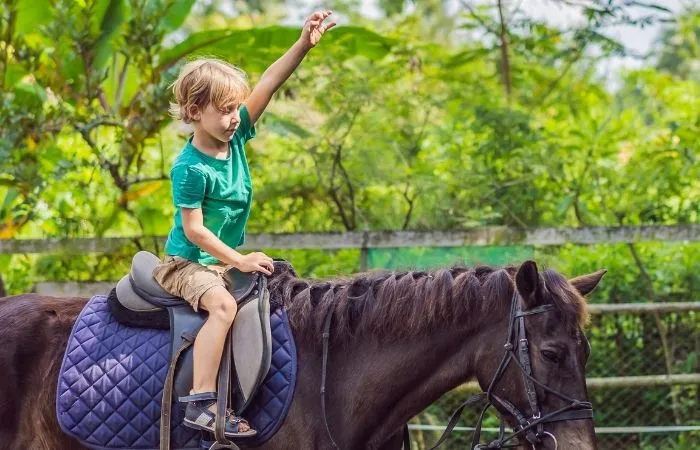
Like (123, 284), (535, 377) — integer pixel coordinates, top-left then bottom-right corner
(206, 291), (237, 323)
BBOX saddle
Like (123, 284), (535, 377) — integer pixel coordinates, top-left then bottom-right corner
(113, 251), (272, 450)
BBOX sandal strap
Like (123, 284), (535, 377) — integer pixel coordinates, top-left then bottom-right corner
(225, 409), (250, 426)
(178, 391), (217, 403)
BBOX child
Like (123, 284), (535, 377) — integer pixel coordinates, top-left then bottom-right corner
(153, 10), (336, 437)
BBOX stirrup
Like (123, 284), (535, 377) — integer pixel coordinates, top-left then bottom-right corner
(206, 441), (240, 450)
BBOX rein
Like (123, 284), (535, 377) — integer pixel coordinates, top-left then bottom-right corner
(319, 290), (593, 449)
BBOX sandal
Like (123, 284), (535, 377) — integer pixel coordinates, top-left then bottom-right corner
(179, 392), (257, 438)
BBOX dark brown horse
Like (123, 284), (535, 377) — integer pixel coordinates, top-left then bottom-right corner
(0, 260), (604, 449)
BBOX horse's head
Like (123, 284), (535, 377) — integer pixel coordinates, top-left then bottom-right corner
(474, 260), (605, 450)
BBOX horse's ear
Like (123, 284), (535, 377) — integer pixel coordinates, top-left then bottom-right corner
(515, 260), (542, 309)
(569, 269), (607, 296)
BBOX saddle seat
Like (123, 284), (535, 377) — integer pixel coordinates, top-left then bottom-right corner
(116, 251), (261, 312)
(112, 251), (273, 450)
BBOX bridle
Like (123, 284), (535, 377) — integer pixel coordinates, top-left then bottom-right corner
(320, 289), (594, 450)
(428, 289), (594, 449)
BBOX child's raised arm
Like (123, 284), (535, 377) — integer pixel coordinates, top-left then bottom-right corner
(246, 10), (336, 123)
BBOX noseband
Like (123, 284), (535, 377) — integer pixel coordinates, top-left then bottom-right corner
(428, 290), (594, 449)
(319, 290), (593, 449)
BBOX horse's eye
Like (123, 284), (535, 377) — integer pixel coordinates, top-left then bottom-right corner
(541, 349), (560, 364)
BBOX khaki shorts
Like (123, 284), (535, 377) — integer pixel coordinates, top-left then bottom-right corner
(152, 255), (230, 311)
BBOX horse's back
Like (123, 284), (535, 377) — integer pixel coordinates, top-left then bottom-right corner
(0, 293), (86, 354)
(0, 293), (87, 450)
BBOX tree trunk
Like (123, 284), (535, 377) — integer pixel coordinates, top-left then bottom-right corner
(497, 0), (512, 100)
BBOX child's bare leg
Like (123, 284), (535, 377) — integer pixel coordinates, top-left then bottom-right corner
(194, 286), (251, 432)
(194, 286), (236, 393)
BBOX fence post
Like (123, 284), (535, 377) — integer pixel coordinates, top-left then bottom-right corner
(360, 229), (369, 272)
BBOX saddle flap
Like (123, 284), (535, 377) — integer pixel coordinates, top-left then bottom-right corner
(169, 305), (208, 362)
(231, 287), (273, 413)
(171, 305), (209, 401)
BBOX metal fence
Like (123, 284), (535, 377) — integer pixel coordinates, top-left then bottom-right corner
(587, 308), (698, 450)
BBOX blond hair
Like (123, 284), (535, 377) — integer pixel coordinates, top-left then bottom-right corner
(169, 58), (250, 123)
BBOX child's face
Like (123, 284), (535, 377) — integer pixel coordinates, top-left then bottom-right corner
(193, 102), (241, 143)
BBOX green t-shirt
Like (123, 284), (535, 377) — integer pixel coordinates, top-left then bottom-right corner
(164, 106), (256, 265)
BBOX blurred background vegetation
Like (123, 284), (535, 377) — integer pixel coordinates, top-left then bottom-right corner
(0, 0), (698, 448)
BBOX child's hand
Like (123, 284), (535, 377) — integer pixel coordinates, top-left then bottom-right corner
(300, 10), (336, 48)
(236, 252), (275, 276)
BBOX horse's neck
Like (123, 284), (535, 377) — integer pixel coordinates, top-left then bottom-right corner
(331, 319), (504, 449)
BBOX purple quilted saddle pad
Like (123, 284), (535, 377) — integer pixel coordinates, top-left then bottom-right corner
(57, 295), (297, 450)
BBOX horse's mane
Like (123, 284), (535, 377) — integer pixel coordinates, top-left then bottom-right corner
(268, 260), (588, 345)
